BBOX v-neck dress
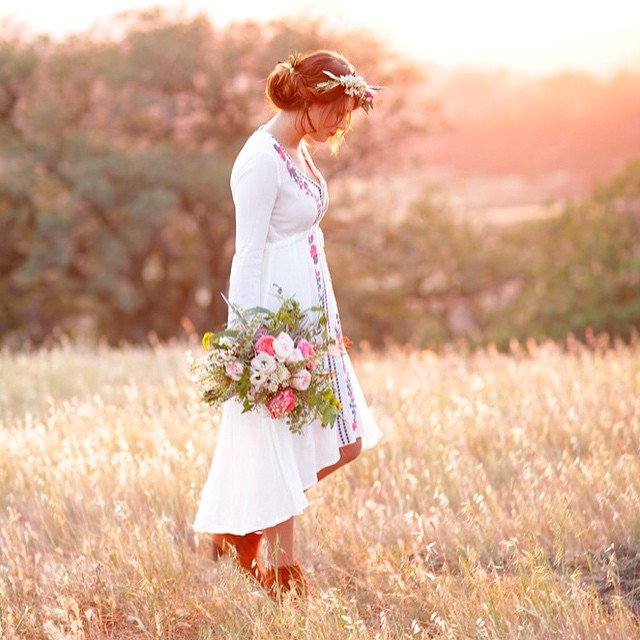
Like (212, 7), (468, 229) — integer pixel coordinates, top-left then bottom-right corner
(192, 128), (381, 535)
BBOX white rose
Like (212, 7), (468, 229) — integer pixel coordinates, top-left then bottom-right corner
(250, 352), (277, 374)
(272, 332), (295, 362)
(290, 369), (311, 391)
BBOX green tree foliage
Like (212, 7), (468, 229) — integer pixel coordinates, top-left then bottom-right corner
(1, 15), (243, 343)
(329, 159), (640, 349)
(500, 158), (640, 344)
(329, 192), (511, 348)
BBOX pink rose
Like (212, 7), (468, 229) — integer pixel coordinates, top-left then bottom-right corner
(266, 388), (296, 419)
(290, 369), (311, 391)
(225, 361), (243, 381)
(296, 339), (316, 369)
(255, 334), (275, 355)
(296, 339), (315, 358)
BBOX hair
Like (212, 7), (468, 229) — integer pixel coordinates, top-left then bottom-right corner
(265, 49), (357, 152)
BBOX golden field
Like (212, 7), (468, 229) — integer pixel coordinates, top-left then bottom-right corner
(1, 336), (639, 639)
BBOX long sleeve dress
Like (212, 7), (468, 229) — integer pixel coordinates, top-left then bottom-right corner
(192, 127), (382, 535)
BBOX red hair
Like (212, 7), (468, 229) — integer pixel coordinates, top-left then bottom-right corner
(265, 50), (357, 151)
(266, 50), (355, 110)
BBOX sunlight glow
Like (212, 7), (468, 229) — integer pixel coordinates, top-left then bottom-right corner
(3, 0), (640, 75)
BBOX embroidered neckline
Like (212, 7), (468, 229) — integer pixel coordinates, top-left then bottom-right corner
(256, 128), (327, 224)
(262, 131), (323, 191)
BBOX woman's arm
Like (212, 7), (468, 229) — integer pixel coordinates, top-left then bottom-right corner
(227, 149), (279, 315)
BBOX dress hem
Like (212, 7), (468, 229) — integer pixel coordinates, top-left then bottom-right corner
(191, 451), (336, 536)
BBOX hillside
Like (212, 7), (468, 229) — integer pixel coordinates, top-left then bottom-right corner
(413, 66), (640, 220)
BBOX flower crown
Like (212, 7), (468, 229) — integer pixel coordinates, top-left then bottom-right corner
(315, 70), (385, 113)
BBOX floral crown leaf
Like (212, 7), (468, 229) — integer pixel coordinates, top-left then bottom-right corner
(315, 69), (386, 113)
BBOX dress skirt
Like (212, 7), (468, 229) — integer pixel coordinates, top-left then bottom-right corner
(192, 225), (381, 535)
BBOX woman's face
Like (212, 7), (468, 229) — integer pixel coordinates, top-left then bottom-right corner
(304, 97), (357, 143)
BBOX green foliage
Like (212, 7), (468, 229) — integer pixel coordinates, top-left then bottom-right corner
(0, 17), (239, 344)
(500, 158), (640, 344)
(329, 159), (640, 349)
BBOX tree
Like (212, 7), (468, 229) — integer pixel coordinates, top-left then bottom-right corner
(502, 158), (640, 343)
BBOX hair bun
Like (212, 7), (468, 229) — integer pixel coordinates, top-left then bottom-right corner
(265, 64), (304, 110)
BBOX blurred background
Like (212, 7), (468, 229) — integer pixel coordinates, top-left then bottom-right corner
(1, 0), (639, 349)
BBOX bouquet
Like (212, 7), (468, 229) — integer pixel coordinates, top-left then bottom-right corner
(190, 293), (342, 434)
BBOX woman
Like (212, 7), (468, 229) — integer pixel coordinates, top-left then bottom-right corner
(193, 49), (383, 598)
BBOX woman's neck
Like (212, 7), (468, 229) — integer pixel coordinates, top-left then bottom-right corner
(263, 111), (303, 150)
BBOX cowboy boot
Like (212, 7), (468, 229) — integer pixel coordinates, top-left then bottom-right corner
(212, 532), (263, 581)
(261, 560), (307, 599)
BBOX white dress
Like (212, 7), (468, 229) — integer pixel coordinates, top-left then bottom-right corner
(192, 128), (382, 535)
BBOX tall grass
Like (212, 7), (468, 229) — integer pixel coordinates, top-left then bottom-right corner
(1, 336), (639, 639)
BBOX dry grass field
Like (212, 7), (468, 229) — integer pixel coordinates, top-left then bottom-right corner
(1, 336), (639, 639)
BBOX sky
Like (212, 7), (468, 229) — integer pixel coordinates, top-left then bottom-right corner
(3, 0), (640, 76)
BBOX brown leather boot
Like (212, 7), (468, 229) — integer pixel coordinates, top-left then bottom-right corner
(212, 532), (263, 581)
(261, 560), (307, 600)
